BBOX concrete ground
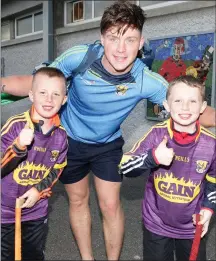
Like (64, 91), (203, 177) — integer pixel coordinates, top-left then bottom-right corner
(44, 102), (216, 260)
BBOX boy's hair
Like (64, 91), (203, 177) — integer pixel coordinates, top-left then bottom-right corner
(167, 75), (205, 101)
(33, 67), (67, 88)
(100, 1), (146, 35)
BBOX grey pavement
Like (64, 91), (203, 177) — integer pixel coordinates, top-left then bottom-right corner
(44, 101), (216, 260)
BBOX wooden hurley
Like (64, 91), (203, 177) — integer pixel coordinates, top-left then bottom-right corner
(15, 198), (25, 261)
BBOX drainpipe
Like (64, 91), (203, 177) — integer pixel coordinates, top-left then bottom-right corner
(43, 1), (54, 62)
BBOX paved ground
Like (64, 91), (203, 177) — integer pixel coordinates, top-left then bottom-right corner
(44, 102), (216, 260)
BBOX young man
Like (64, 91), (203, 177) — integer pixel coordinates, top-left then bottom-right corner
(1, 67), (68, 260)
(119, 75), (215, 260)
(1, 2), (215, 260)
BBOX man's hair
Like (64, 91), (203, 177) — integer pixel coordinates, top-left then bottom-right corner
(167, 75), (205, 101)
(33, 67), (67, 87)
(100, 1), (146, 35)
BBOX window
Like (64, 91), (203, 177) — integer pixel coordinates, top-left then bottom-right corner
(1, 22), (10, 41)
(65, 1), (84, 24)
(15, 11), (43, 37)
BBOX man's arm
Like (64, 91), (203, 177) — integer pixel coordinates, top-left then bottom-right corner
(200, 106), (216, 128)
(1, 75), (33, 96)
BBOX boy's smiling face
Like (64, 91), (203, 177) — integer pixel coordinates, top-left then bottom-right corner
(163, 82), (207, 132)
(29, 74), (67, 122)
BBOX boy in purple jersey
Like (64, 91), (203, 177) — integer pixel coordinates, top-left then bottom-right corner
(119, 75), (215, 261)
(1, 67), (68, 260)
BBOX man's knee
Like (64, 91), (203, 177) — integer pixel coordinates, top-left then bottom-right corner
(99, 198), (122, 217)
(65, 184), (90, 209)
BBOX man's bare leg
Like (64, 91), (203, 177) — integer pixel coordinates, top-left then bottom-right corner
(64, 175), (94, 260)
(94, 176), (124, 260)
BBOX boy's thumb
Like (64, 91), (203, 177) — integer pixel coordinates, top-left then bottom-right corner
(160, 136), (168, 147)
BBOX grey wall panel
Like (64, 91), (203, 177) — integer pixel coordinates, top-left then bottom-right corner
(1, 40), (43, 76)
(143, 7), (215, 40)
(94, 0), (115, 18)
(55, 28), (100, 56)
(140, 1), (166, 7)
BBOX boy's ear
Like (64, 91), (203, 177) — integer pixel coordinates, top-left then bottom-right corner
(200, 101), (207, 114)
(163, 100), (170, 112)
(29, 90), (34, 103)
(62, 95), (67, 105)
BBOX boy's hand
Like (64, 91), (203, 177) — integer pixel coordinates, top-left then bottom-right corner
(17, 123), (34, 147)
(192, 209), (213, 237)
(19, 187), (40, 208)
(155, 136), (175, 166)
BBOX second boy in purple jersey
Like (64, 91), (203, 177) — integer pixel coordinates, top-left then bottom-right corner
(120, 75), (216, 261)
(1, 67), (68, 260)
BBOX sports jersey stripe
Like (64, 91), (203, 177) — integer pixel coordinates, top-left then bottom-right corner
(200, 128), (216, 139)
(206, 174), (216, 183)
(200, 127), (216, 138)
(144, 68), (168, 88)
(129, 128), (154, 153)
(1, 113), (25, 132)
(130, 122), (168, 153)
(1, 119), (26, 136)
(201, 126), (215, 136)
(50, 46), (88, 67)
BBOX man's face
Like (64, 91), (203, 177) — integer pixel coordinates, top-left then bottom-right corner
(29, 74), (67, 121)
(101, 25), (144, 75)
(163, 82), (207, 132)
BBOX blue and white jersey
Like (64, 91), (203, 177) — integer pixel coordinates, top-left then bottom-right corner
(50, 44), (168, 144)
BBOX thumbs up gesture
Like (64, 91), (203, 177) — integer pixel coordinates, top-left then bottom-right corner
(17, 123), (34, 147)
(155, 136), (174, 166)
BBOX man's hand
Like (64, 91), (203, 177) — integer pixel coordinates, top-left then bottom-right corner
(192, 209), (213, 237)
(155, 136), (175, 166)
(19, 187), (40, 208)
(17, 123), (34, 147)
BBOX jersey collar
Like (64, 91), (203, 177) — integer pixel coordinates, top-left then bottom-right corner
(167, 118), (201, 145)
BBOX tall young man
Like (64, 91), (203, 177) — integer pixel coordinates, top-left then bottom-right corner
(1, 2), (215, 260)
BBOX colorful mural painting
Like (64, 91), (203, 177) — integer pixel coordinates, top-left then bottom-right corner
(146, 32), (215, 120)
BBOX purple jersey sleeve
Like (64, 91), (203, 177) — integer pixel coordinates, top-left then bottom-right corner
(202, 152), (216, 211)
(119, 127), (159, 175)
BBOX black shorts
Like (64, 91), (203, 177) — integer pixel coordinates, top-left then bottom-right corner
(59, 136), (124, 184)
(143, 226), (206, 261)
(1, 216), (48, 261)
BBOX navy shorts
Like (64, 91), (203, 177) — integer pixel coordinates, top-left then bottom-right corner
(59, 136), (124, 184)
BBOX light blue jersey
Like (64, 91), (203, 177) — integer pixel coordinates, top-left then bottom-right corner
(50, 44), (168, 144)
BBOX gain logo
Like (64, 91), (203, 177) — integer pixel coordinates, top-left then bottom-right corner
(13, 161), (50, 186)
(154, 172), (200, 203)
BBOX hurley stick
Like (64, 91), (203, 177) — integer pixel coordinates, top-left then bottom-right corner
(15, 198), (25, 261)
(189, 214), (203, 261)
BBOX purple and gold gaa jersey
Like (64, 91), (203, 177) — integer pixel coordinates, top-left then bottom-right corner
(119, 119), (216, 239)
(1, 109), (68, 223)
